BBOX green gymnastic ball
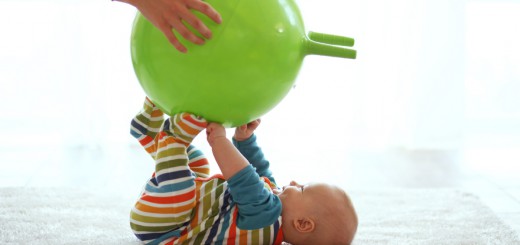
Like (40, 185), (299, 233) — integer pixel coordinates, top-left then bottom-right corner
(131, 0), (356, 127)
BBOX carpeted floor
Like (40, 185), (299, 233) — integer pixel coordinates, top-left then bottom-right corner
(0, 188), (518, 244)
(350, 189), (519, 245)
(0, 188), (140, 244)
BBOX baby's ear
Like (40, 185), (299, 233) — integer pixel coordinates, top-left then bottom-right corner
(293, 217), (315, 233)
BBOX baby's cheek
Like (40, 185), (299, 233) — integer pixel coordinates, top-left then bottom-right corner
(277, 192), (288, 201)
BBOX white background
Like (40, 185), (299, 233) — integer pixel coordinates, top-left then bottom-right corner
(0, 0), (519, 187)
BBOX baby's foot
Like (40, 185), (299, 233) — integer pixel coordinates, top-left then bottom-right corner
(167, 112), (207, 145)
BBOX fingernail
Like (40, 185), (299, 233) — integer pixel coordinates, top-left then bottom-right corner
(205, 31), (212, 39)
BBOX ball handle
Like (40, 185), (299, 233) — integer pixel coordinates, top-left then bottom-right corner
(305, 31), (357, 59)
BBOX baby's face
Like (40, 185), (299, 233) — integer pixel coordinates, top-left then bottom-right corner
(275, 181), (338, 215)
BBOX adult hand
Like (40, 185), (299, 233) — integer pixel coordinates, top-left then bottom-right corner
(119, 0), (222, 53)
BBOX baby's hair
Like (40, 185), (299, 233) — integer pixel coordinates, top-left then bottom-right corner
(306, 187), (358, 245)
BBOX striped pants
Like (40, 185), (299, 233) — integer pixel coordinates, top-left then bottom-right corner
(129, 102), (209, 243)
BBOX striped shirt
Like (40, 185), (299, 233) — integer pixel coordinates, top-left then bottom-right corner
(129, 98), (284, 244)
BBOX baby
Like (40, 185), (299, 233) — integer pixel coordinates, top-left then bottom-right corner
(129, 98), (358, 245)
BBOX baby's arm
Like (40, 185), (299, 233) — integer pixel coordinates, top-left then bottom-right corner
(130, 97), (164, 157)
(206, 122), (282, 230)
(206, 123), (249, 180)
(232, 120), (276, 184)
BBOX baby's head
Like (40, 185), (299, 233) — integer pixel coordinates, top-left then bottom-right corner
(276, 181), (358, 245)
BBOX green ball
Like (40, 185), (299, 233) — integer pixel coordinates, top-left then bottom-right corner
(130, 0), (356, 127)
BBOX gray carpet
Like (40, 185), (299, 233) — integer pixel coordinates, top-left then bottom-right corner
(0, 188), (518, 244)
(351, 189), (519, 244)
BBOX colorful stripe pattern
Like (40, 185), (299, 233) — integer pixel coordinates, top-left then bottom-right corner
(130, 99), (283, 244)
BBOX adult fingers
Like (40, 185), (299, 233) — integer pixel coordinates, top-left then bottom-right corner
(188, 0), (222, 24)
(157, 21), (187, 53)
(166, 13), (205, 45)
(178, 9), (212, 39)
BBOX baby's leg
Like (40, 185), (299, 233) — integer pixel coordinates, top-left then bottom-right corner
(130, 97), (165, 159)
(130, 113), (207, 242)
(187, 145), (210, 178)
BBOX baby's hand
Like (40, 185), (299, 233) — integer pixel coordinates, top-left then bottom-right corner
(234, 119), (261, 141)
(206, 122), (226, 146)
